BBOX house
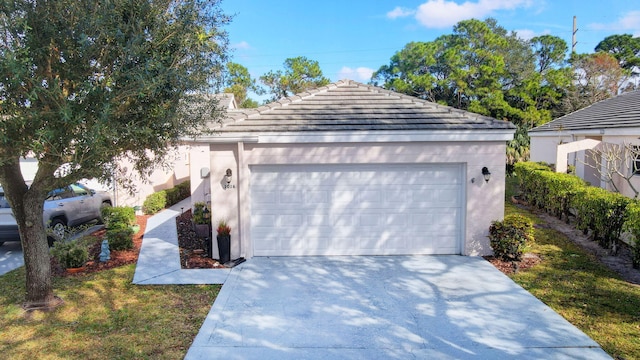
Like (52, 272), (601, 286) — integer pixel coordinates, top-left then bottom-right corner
(186, 80), (516, 260)
(529, 90), (640, 198)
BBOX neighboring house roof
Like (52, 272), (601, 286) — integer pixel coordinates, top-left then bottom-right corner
(530, 90), (640, 133)
(211, 79), (515, 132)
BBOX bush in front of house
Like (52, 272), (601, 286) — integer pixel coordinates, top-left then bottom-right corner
(489, 214), (534, 262)
(514, 161), (631, 253)
(166, 180), (191, 207)
(103, 206), (136, 251)
(50, 239), (89, 269)
(623, 202), (640, 269)
(143, 191), (167, 215)
(142, 180), (191, 215)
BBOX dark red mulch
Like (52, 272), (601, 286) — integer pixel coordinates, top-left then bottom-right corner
(483, 252), (542, 275)
(52, 215), (150, 277)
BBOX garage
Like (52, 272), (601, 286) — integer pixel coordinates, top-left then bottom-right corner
(188, 79), (515, 259)
(250, 163), (463, 256)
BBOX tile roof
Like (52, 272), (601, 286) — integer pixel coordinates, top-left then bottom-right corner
(212, 80), (515, 132)
(530, 90), (640, 133)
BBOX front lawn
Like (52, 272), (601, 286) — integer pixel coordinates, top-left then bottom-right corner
(505, 177), (640, 359)
(0, 265), (219, 359)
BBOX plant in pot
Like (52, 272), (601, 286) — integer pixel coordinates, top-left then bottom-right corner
(193, 202), (211, 238)
(50, 239), (89, 273)
(216, 219), (231, 265)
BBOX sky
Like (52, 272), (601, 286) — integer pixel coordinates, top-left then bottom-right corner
(221, 0), (640, 97)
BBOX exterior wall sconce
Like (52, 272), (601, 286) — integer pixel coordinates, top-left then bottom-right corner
(225, 168), (232, 184)
(482, 167), (491, 183)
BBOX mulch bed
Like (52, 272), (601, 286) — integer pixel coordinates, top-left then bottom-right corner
(483, 252), (542, 275)
(52, 215), (150, 277)
(175, 210), (225, 269)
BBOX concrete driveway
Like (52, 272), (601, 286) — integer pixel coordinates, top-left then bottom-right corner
(0, 242), (23, 276)
(186, 256), (610, 359)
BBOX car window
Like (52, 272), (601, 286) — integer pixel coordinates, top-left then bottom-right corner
(69, 184), (89, 196)
(46, 187), (74, 200)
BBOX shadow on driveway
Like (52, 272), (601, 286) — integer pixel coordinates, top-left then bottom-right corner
(186, 256), (610, 359)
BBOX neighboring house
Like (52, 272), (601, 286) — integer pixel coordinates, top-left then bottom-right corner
(186, 80), (516, 260)
(529, 90), (640, 198)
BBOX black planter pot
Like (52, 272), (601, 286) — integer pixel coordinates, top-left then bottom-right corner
(217, 235), (231, 264)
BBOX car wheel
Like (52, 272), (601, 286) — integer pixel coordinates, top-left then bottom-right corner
(48, 218), (67, 246)
(98, 202), (112, 224)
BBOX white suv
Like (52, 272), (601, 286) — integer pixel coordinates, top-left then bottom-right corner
(0, 183), (112, 246)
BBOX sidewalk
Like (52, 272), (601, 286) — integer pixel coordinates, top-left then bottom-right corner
(132, 198), (231, 285)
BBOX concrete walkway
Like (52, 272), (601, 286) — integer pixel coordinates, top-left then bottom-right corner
(133, 201), (611, 360)
(132, 198), (231, 285)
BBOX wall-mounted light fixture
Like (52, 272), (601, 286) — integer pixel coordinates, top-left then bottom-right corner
(225, 168), (232, 184)
(482, 167), (491, 183)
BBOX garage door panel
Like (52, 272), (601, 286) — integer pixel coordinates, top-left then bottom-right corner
(251, 164), (462, 256)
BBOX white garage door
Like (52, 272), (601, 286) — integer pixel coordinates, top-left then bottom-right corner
(250, 164), (463, 256)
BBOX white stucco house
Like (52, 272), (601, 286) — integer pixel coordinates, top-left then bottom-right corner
(185, 80), (515, 260)
(529, 90), (640, 198)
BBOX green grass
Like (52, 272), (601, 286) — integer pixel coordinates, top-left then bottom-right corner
(0, 265), (219, 360)
(505, 176), (640, 359)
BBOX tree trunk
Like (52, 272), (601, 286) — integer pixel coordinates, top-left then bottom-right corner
(19, 189), (57, 308)
(0, 161), (57, 309)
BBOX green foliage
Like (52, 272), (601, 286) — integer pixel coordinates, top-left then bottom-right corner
(515, 161), (631, 251)
(50, 240), (89, 269)
(166, 180), (191, 207)
(143, 191), (167, 215)
(102, 206), (136, 230)
(595, 34), (640, 73)
(623, 202), (640, 268)
(142, 181), (190, 215)
(0, 0), (229, 304)
(489, 214), (534, 261)
(223, 62), (264, 107)
(260, 56), (330, 101)
(106, 228), (135, 251)
(193, 202), (211, 225)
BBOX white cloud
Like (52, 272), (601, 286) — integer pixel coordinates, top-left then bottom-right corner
(233, 41), (251, 50)
(412, 0), (533, 29)
(515, 28), (550, 41)
(387, 6), (415, 19)
(338, 66), (375, 82)
(589, 11), (640, 36)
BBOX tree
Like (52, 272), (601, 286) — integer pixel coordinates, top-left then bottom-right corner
(222, 62), (263, 108)
(583, 142), (640, 199)
(260, 56), (330, 101)
(563, 52), (629, 113)
(372, 19), (570, 164)
(595, 34), (640, 74)
(0, 0), (230, 308)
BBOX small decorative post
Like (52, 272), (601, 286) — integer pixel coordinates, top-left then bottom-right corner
(99, 239), (111, 262)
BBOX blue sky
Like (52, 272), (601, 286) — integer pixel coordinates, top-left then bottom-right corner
(221, 0), (640, 87)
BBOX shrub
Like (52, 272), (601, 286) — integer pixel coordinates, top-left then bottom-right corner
(143, 191), (167, 215)
(623, 201), (640, 269)
(166, 180), (190, 206)
(107, 228), (135, 251)
(50, 239), (89, 269)
(193, 202), (210, 225)
(489, 214), (534, 262)
(102, 206), (136, 230)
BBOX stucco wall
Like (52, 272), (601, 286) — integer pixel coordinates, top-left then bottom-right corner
(601, 135), (640, 199)
(195, 141), (507, 259)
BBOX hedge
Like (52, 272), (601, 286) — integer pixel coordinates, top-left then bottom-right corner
(514, 162), (634, 253)
(143, 180), (191, 215)
(489, 214), (534, 261)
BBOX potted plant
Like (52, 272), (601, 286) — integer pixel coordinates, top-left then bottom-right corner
(50, 239), (89, 273)
(193, 202), (211, 238)
(216, 219), (231, 264)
